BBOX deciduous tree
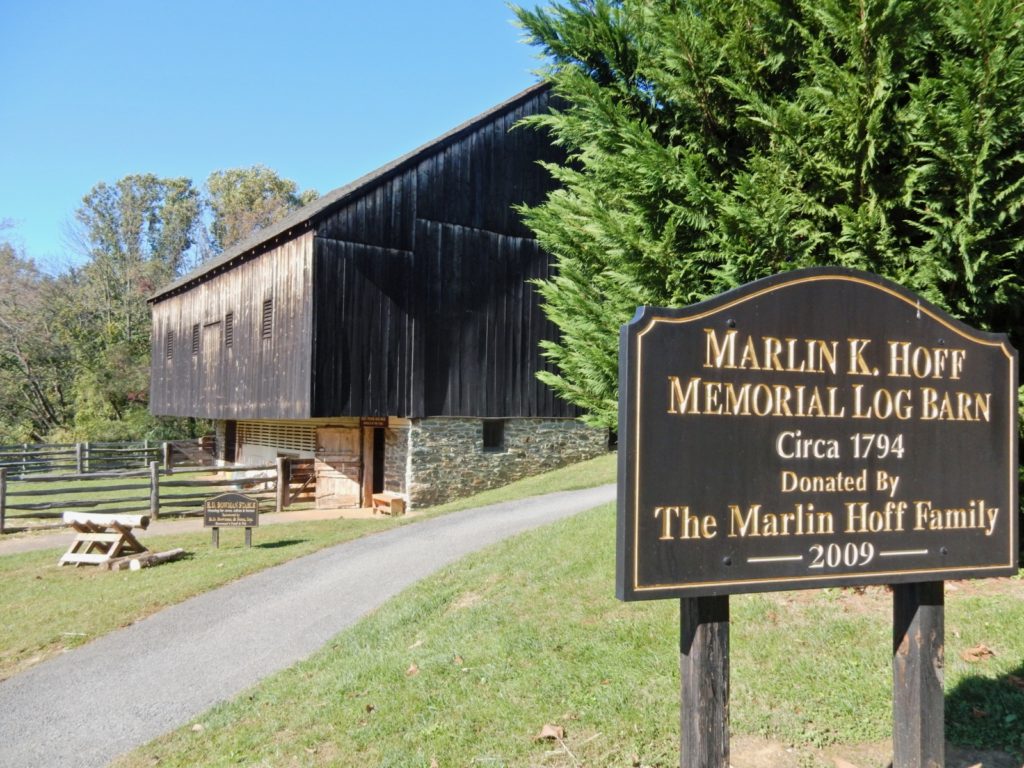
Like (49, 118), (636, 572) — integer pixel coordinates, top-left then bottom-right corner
(206, 165), (318, 253)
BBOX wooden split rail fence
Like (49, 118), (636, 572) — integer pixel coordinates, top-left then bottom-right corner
(0, 457), (315, 534)
(0, 439), (219, 476)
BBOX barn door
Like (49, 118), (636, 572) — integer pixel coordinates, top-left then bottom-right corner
(314, 427), (361, 508)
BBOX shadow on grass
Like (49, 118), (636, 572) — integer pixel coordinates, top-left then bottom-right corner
(946, 661), (1024, 756)
(255, 539), (308, 550)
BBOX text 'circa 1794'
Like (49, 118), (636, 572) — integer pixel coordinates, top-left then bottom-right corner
(616, 268), (1018, 600)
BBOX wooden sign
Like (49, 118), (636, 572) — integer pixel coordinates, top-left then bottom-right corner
(204, 492), (259, 548)
(204, 493), (259, 527)
(618, 268), (1018, 599)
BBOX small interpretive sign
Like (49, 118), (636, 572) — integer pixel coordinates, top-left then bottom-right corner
(617, 267), (1018, 600)
(204, 492), (259, 548)
(204, 493), (260, 527)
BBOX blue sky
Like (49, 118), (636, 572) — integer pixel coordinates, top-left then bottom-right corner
(0, 1), (545, 271)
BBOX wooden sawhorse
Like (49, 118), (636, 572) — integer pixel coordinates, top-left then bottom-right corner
(59, 512), (150, 567)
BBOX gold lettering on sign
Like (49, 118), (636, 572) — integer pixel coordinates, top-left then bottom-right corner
(912, 500), (999, 535)
(666, 377), (846, 418)
(887, 341), (966, 380)
(728, 503), (835, 537)
(920, 388), (991, 422)
(653, 506), (717, 540)
(703, 329), (839, 374)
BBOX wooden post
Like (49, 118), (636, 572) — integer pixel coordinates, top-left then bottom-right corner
(893, 582), (944, 768)
(360, 427), (375, 508)
(149, 461), (160, 520)
(245, 527), (252, 548)
(163, 441), (172, 472)
(83, 441), (90, 473)
(680, 596), (730, 768)
(0, 468), (6, 534)
(275, 456), (288, 513)
(76, 442), (84, 474)
(143, 439), (150, 468)
(211, 527), (219, 548)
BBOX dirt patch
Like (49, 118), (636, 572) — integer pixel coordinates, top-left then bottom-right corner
(730, 736), (1021, 768)
(449, 590), (484, 611)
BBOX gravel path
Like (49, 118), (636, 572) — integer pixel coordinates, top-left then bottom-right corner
(0, 484), (615, 768)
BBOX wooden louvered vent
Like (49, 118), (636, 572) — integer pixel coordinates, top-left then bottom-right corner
(261, 299), (273, 339)
(224, 311), (233, 348)
(237, 421), (317, 453)
(165, 330), (174, 360)
(191, 324), (200, 355)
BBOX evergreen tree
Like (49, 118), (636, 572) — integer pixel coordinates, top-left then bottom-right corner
(514, 0), (1024, 428)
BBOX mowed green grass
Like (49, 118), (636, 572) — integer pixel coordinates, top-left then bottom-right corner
(115, 502), (1024, 768)
(0, 454), (616, 680)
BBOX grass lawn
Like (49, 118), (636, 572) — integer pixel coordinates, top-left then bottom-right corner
(0, 453), (616, 681)
(114, 503), (1024, 768)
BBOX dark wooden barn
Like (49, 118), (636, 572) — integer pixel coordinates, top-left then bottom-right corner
(149, 84), (606, 509)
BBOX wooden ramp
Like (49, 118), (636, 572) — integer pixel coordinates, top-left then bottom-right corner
(59, 512), (150, 567)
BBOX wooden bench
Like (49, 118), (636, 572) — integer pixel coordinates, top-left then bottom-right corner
(59, 512), (150, 567)
(371, 492), (406, 516)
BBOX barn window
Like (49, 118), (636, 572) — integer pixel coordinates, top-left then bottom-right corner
(261, 299), (273, 339)
(165, 330), (174, 360)
(224, 312), (234, 348)
(191, 324), (200, 355)
(482, 419), (506, 452)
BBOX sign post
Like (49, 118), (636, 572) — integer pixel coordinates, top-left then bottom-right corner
(617, 268), (1018, 767)
(204, 492), (260, 548)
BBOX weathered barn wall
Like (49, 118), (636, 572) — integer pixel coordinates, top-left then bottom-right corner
(310, 86), (575, 419)
(149, 233), (314, 419)
(311, 240), (419, 417)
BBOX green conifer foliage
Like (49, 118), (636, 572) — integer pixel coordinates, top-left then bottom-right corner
(515, 0), (1024, 428)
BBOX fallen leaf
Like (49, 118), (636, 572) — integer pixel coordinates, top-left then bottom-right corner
(971, 706), (988, 719)
(408, 639), (424, 650)
(961, 644), (995, 662)
(834, 758), (859, 768)
(966, 763), (982, 768)
(1006, 674), (1024, 691)
(406, 663), (420, 677)
(191, 723), (204, 733)
(453, 654), (464, 666)
(430, 759), (439, 768)
(536, 724), (565, 741)
(365, 703), (376, 714)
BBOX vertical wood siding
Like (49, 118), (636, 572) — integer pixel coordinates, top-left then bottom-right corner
(149, 233), (314, 419)
(311, 240), (418, 417)
(311, 88), (576, 418)
(151, 87), (577, 421)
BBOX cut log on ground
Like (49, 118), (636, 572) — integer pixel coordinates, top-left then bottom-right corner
(110, 548), (186, 572)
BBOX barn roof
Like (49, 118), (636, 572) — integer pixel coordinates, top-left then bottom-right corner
(150, 81), (551, 302)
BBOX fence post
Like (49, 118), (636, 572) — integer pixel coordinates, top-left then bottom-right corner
(22, 443), (28, 476)
(163, 441), (172, 472)
(83, 441), (90, 474)
(76, 443), (84, 474)
(143, 439), (150, 468)
(0, 468), (6, 534)
(276, 456), (288, 514)
(149, 461), (160, 520)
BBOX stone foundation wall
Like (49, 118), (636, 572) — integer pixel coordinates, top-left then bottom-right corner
(383, 426), (410, 495)
(406, 417), (607, 509)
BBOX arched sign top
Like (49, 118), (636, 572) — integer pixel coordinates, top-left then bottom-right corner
(617, 267), (1018, 600)
(630, 267), (1013, 355)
